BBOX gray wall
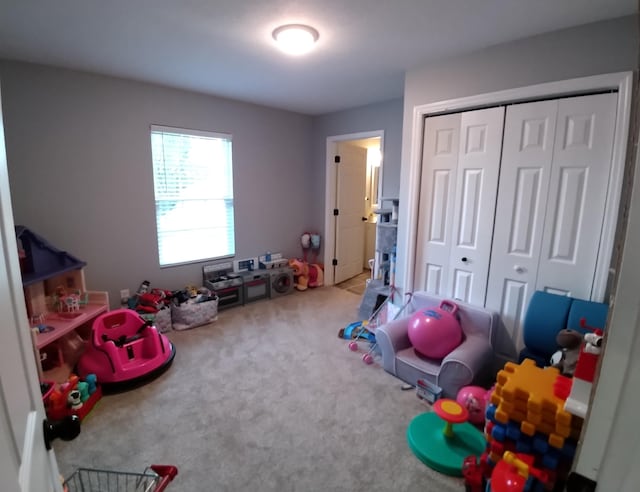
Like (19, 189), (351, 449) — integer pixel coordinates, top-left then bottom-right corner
(309, 99), (404, 233)
(396, 14), (639, 487)
(0, 61), (312, 306)
(396, 15), (639, 290)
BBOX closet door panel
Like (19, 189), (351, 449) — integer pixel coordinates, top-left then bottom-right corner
(486, 100), (558, 357)
(536, 93), (617, 300)
(448, 106), (505, 305)
(415, 113), (460, 294)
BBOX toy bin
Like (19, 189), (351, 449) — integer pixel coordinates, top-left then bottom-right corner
(42, 376), (102, 422)
(171, 296), (219, 331)
(140, 307), (172, 333)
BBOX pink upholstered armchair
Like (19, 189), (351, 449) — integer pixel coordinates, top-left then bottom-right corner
(375, 292), (498, 398)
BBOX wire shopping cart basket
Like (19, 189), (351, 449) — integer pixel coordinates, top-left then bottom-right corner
(63, 464), (178, 492)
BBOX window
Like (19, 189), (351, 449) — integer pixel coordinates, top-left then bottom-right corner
(150, 125), (235, 267)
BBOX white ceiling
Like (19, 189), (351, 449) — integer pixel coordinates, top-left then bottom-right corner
(0, 1), (635, 115)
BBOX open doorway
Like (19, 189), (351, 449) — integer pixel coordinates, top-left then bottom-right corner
(324, 131), (384, 289)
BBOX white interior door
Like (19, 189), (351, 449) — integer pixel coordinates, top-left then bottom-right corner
(447, 107), (505, 305)
(485, 99), (559, 357)
(536, 92), (617, 298)
(415, 113), (461, 294)
(334, 142), (367, 284)
(0, 88), (62, 491)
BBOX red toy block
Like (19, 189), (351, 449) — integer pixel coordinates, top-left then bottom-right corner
(574, 349), (599, 382)
(553, 375), (572, 400)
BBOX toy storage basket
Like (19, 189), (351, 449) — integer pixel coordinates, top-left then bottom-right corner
(64, 464), (178, 492)
(170, 296), (219, 331)
(140, 307), (172, 333)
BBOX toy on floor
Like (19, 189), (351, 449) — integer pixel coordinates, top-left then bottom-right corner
(77, 308), (176, 392)
(307, 262), (324, 288)
(342, 296), (390, 364)
(416, 378), (443, 404)
(407, 398), (486, 476)
(289, 258), (309, 291)
(341, 289), (412, 364)
(456, 385), (490, 425)
(489, 451), (549, 492)
(338, 320), (375, 344)
(43, 373), (101, 421)
(293, 232), (324, 289)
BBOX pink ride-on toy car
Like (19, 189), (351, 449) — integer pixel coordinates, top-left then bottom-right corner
(77, 309), (176, 392)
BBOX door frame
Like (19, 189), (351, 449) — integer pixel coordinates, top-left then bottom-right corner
(577, 123), (640, 485)
(0, 85), (63, 489)
(324, 130), (385, 286)
(399, 71), (633, 301)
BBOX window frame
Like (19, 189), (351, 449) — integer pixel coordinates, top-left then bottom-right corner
(150, 124), (236, 268)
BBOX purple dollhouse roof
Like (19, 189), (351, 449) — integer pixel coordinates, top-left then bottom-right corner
(15, 226), (86, 286)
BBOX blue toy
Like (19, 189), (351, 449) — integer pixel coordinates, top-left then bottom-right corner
(339, 289), (413, 364)
(85, 373), (97, 394)
(338, 321), (375, 343)
(77, 381), (90, 402)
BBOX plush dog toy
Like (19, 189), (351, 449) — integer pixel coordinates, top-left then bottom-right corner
(551, 329), (584, 376)
(289, 258), (309, 291)
(307, 263), (324, 288)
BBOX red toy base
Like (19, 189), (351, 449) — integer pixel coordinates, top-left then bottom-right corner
(46, 385), (102, 422)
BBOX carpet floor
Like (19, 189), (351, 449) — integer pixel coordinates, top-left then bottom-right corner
(54, 286), (463, 492)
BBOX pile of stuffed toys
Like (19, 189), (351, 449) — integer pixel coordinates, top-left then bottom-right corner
(289, 232), (324, 291)
(551, 320), (604, 376)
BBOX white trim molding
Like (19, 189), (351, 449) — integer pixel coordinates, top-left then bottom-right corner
(324, 130), (385, 286)
(576, 104), (640, 485)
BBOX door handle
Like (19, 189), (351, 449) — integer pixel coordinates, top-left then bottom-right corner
(43, 415), (81, 450)
(461, 257), (468, 263)
(514, 265), (526, 274)
(361, 217), (368, 222)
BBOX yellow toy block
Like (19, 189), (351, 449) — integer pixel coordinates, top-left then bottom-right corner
(491, 359), (579, 449)
(495, 408), (509, 424)
(549, 433), (565, 449)
(520, 420), (536, 436)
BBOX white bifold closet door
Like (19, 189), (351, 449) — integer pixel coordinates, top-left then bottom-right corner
(486, 92), (617, 358)
(483, 99), (558, 357)
(415, 92), (617, 343)
(414, 106), (505, 306)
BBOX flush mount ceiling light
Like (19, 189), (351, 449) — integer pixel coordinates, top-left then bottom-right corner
(272, 24), (319, 56)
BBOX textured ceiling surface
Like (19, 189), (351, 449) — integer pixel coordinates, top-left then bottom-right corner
(0, 1), (635, 114)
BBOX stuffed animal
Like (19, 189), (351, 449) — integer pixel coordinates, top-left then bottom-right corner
(301, 233), (311, 251)
(307, 263), (324, 288)
(584, 331), (604, 355)
(289, 258), (309, 291)
(551, 329), (584, 376)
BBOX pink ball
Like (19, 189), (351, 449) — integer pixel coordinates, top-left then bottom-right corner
(456, 386), (488, 425)
(407, 303), (463, 358)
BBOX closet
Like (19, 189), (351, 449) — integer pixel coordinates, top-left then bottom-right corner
(414, 92), (617, 359)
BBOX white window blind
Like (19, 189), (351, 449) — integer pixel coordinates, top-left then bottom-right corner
(150, 125), (235, 267)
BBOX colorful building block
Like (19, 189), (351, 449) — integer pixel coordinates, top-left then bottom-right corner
(490, 359), (579, 449)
